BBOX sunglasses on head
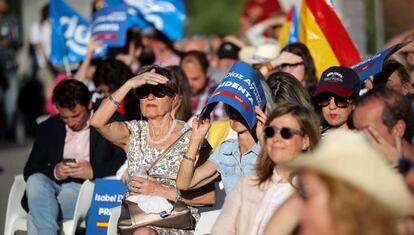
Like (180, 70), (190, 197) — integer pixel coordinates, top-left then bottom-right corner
(276, 62), (304, 70)
(136, 85), (174, 99)
(398, 157), (414, 175)
(318, 96), (351, 108)
(264, 126), (304, 140)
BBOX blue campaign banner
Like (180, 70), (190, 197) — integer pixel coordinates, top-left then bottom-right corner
(351, 40), (413, 81)
(49, 0), (91, 65)
(86, 179), (128, 235)
(121, 0), (186, 41)
(92, 4), (128, 47)
(104, 0), (152, 30)
(201, 61), (266, 129)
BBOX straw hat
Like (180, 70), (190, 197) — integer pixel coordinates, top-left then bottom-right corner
(284, 130), (412, 218)
(239, 43), (280, 64)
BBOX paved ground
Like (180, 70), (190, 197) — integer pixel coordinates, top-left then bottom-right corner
(0, 140), (33, 234)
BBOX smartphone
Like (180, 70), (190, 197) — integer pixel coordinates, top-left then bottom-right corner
(62, 158), (76, 165)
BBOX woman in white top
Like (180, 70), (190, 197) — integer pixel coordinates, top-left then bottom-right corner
(211, 102), (320, 235)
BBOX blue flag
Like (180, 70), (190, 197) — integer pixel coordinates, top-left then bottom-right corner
(92, 4), (129, 47)
(288, 5), (299, 45)
(104, 0), (152, 30)
(49, 0), (92, 65)
(120, 0), (186, 41)
(201, 61), (266, 129)
(351, 40), (413, 80)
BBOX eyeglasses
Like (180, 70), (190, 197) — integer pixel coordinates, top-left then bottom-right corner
(264, 126), (304, 139)
(398, 157), (414, 175)
(318, 97), (352, 108)
(276, 62), (304, 71)
(136, 85), (174, 99)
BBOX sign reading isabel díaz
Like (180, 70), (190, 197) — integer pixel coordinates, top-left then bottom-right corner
(92, 4), (128, 47)
(86, 179), (127, 235)
(201, 61), (266, 129)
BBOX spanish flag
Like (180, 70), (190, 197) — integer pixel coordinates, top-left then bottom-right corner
(279, 5), (299, 48)
(299, 0), (361, 77)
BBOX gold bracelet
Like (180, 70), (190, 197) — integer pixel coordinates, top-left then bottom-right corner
(108, 95), (120, 107)
(183, 155), (196, 162)
(264, 61), (273, 72)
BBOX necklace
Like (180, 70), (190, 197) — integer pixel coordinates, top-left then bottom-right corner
(147, 119), (177, 144)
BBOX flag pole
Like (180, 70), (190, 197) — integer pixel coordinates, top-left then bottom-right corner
(63, 55), (72, 78)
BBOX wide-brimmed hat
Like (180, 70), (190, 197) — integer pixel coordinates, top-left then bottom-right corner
(313, 66), (361, 98)
(239, 44), (280, 64)
(283, 130), (412, 218)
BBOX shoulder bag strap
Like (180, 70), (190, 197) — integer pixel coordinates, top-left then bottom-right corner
(146, 128), (190, 172)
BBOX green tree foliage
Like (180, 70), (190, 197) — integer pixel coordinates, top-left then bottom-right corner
(185, 0), (246, 35)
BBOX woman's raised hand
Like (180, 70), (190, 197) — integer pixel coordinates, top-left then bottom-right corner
(127, 69), (169, 89)
(255, 106), (267, 145)
(191, 116), (211, 141)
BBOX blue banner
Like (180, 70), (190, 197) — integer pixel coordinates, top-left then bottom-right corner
(201, 61), (266, 129)
(86, 179), (128, 235)
(92, 4), (129, 47)
(120, 0), (186, 41)
(287, 5), (299, 45)
(104, 0), (152, 30)
(49, 0), (91, 65)
(351, 40), (413, 80)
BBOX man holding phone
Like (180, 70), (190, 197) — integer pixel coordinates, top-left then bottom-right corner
(23, 80), (126, 235)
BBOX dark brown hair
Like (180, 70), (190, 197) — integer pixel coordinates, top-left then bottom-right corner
(281, 43), (318, 94)
(356, 87), (414, 142)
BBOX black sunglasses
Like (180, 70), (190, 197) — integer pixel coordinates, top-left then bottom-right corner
(264, 126), (304, 139)
(318, 97), (351, 108)
(398, 157), (414, 175)
(276, 62), (304, 70)
(136, 86), (174, 99)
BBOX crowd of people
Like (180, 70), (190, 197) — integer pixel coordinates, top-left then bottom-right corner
(2, 0), (414, 234)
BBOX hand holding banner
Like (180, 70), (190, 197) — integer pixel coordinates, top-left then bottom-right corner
(50, 0), (106, 66)
(201, 61), (266, 129)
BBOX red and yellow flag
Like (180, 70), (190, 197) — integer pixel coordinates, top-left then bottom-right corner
(299, 0), (361, 77)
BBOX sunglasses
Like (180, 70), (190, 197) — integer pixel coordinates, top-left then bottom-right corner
(398, 157), (414, 175)
(136, 85), (174, 99)
(318, 97), (352, 108)
(276, 62), (304, 70)
(264, 126), (304, 139)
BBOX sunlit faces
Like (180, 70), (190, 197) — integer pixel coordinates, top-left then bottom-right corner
(57, 103), (90, 132)
(265, 114), (309, 164)
(277, 52), (305, 84)
(318, 96), (353, 128)
(298, 171), (336, 235)
(386, 71), (404, 93)
(181, 57), (209, 96)
(353, 99), (396, 146)
(226, 105), (249, 134)
(138, 86), (175, 119)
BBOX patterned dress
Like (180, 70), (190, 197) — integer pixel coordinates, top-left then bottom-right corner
(124, 120), (199, 235)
